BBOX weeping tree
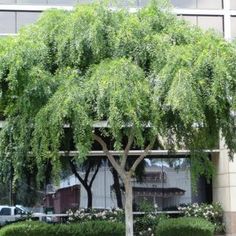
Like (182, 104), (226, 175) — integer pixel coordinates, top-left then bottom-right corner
(0, 1), (236, 235)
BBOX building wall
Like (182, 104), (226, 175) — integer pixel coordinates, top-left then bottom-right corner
(213, 139), (236, 236)
(0, 0), (236, 39)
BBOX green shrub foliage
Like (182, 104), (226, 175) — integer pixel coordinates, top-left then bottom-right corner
(0, 221), (125, 236)
(178, 202), (225, 234)
(155, 217), (214, 236)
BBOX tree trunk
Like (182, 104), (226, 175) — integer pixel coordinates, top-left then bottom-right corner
(85, 185), (93, 209)
(124, 177), (134, 236)
(111, 167), (123, 209)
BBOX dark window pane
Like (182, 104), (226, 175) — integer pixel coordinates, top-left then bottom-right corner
(0, 208), (11, 216)
(14, 207), (25, 215)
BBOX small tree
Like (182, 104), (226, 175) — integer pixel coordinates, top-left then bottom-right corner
(0, 2), (235, 236)
(69, 157), (102, 209)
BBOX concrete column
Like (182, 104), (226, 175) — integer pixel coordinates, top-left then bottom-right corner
(212, 138), (236, 236)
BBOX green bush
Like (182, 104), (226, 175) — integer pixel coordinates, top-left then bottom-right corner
(134, 213), (168, 236)
(155, 217), (214, 236)
(0, 220), (125, 236)
(178, 202), (225, 234)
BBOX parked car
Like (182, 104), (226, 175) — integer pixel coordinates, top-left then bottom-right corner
(0, 205), (29, 226)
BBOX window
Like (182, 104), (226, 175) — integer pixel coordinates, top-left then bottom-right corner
(179, 15), (197, 26)
(231, 0), (236, 9)
(16, 12), (41, 32)
(171, 0), (222, 9)
(133, 157), (192, 211)
(47, 0), (78, 5)
(179, 15), (224, 35)
(171, 0), (197, 9)
(14, 207), (24, 215)
(0, 208), (11, 216)
(231, 17), (236, 39)
(197, 16), (223, 35)
(197, 0), (222, 9)
(17, 0), (47, 4)
(0, 0), (15, 4)
(0, 12), (16, 34)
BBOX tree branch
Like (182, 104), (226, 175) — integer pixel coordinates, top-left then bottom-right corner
(130, 139), (155, 174)
(93, 134), (125, 180)
(121, 134), (134, 170)
(89, 159), (102, 188)
(84, 161), (92, 183)
(69, 159), (88, 187)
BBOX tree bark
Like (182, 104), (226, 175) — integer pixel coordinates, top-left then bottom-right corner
(111, 167), (123, 209)
(124, 176), (134, 236)
(93, 134), (156, 236)
(69, 160), (93, 209)
(84, 185), (93, 209)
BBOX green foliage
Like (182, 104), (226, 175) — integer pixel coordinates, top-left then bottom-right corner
(0, 1), (235, 188)
(155, 217), (214, 236)
(134, 213), (168, 236)
(178, 202), (225, 234)
(0, 221), (125, 236)
(137, 198), (155, 212)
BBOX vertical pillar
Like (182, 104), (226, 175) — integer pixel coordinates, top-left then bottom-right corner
(212, 138), (236, 236)
(223, 0), (232, 41)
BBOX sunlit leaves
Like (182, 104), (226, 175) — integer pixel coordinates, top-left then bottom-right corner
(85, 58), (152, 148)
(0, 1), (235, 186)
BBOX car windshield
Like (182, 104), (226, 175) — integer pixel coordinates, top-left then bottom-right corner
(15, 206), (28, 215)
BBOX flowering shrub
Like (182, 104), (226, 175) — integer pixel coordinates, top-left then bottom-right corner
(66, 208), (167, 236)
(178, 202), (225, 234)
(134, 213), (168, 236)
(66, 208), (124, 223)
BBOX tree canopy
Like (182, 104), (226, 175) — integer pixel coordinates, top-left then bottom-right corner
(0, 0), (235, 199)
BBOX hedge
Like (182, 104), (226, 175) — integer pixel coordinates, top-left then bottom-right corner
(0, 220), (125, 236)
(155, 217), (214, 236)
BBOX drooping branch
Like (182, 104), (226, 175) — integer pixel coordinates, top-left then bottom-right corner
(129, 139), (155, 174)
(93, 134), (125, 180)
(121, 134), (134, 170)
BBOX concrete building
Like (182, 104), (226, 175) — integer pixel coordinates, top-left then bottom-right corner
(0, 0), (236, 235)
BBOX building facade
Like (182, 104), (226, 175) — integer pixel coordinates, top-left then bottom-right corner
(0, 0), (236, 235)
